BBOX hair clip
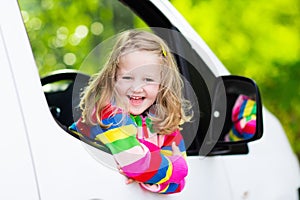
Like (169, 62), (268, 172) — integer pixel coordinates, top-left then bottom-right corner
(161, 45), (167, 57)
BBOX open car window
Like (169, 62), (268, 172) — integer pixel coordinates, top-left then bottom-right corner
(18, 0), (262, 156)
(17, 0), (209, 155)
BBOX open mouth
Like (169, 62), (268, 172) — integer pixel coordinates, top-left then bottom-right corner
(128, 95), (145, 105)
(128, 96), (145, 100)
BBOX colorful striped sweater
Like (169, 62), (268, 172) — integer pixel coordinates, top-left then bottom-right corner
(228, 95), (257, 141)
(69, 104), (188, 194)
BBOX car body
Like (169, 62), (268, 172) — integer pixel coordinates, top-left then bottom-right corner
(0, 0), (299, 199)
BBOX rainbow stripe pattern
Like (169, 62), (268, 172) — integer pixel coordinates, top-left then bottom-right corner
(69, 104), (188, 194)
(229, 95), (257, 141)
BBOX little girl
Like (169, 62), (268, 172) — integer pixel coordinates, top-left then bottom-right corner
(69, 30), (192, 194)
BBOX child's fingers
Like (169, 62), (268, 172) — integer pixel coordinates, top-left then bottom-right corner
(171, 141), (181, 156)
(125, 178), (135, 184)
(119, 168), (125, 175)
(117, 167), (136, 184)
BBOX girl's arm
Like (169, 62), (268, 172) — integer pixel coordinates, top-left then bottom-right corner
(151, 131), (188, 194)
(69, 106), (188, 194)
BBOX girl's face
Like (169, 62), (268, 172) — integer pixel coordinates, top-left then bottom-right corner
(115, 50), (161, 115)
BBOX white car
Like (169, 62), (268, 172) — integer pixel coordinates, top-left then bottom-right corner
(1, 0), (299, 199)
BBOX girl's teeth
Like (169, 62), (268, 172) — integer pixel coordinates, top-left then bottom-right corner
(131, 96), (142, 100)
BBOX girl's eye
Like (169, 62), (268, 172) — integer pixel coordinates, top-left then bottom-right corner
(145, 78), (154, 82)
(122, 76), (132, 80)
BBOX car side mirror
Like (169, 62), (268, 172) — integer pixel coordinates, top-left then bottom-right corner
(209, 75), (263, 145)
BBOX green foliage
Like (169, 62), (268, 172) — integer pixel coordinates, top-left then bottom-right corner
(18, 0), (146, 76)
(171, 0), (300, 158)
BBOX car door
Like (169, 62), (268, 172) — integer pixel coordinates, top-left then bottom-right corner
(10, 0), (268, 199)
(0, 10), (40, 199)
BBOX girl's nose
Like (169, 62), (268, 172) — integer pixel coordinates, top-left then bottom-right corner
(131, 84), (144, 93)
(130, 79), (145, 93)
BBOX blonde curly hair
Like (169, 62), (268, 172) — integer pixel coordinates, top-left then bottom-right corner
(80, 30), (192, 134)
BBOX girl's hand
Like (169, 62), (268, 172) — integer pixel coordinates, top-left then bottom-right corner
(171, 142), (182, 156)
(117, 165), (136, 184)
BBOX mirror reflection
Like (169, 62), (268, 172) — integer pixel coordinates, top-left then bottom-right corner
(209, 75), (262, 145)
(224, 94), (257, 141)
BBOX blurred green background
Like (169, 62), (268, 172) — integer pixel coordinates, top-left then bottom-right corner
(170, 0), (300, 159)
(18, 0), (299, 159)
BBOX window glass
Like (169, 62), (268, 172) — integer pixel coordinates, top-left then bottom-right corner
(17, 0), (204, 155)
(18, 0), (148, 76)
